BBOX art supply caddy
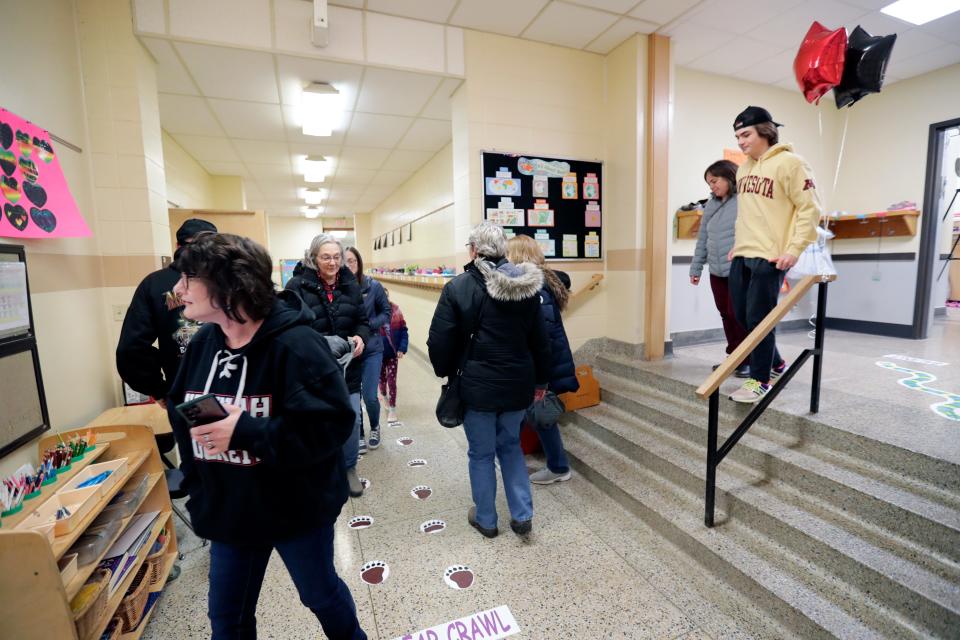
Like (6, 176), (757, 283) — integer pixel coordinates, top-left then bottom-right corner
(0, 424), (179, 640)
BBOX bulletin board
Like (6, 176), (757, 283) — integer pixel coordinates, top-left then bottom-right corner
(481, 151), (602, 261)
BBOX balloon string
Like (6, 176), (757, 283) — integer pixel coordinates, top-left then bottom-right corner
(832, 110), (850, 199)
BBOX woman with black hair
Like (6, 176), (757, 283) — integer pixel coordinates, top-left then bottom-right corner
(166, 233), (366, 640)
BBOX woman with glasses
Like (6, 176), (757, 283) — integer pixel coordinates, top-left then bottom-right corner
(286, 233), (370, 497)
(166, 233), (366, 640)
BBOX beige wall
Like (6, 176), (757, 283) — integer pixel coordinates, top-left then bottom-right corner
(162, 131), (216, 209)
(168, 209), (269, 251)
(266, 217), (325, 285)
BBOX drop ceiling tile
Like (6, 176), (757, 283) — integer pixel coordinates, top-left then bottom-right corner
(142, 38), (197, 94)
(730, 48), (796, 84)
(329, 0), (364, 8)
(886, 44), (960, 79)
(446, 27), (465, 76)
(320, 6), (366, 62)
(396, 118), (451, 152)
(243, 180), (263, 199)
(665, 22), (735, 65)
(289, 141), (342, 158)
(356, 68), (443, 117)
(233, 139), (291, 165)
(370, 170), (413, 186)
(331, 168), (377, 185)
(210, 100), (286, 140)
(450, 0), (551, 37)
(420, 78), (462, 120)
(133, 0), (165, 33)
(171, 134), (240, 162)
(522, 2), (619, 49)
(275, 56), (364, 109)
(175, 42), (279, 103)
(366, 12), (446, 73)
(629, 0), (701, 25)
(168, 0), (271, 48)
(567, 0), (642, 13)
(843, 10), (908, 39)
(922, 10), (960, 45)
(337, 147), (392, 170)
(360, 185), (397, 199)
(366, 0), (459, 22)
(585, 17), (658, 53)
(686, 37), (786, 76)
(886, 29), (948, 61)
(201, 161), (250, 177)
(158, 94), (224, 136)
(749, 0), (869, 47)
(282, 105), (350, 145)
(384, 149), (435, 171)
(685, 0), (801, 35)
(843, 0), (898, 9)
(344, 113), (414, 148)
(249, 163), (296, 180)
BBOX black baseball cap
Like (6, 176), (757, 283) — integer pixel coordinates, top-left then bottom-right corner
(733, 106), (783, 131)
(175, 218), (217, 245)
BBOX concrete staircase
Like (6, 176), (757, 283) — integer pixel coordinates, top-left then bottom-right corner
(560, 349), (960, 639)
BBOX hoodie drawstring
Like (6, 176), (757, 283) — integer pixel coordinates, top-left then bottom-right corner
(202, 349), (249, 407)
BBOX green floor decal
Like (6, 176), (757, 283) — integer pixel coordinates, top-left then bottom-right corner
(876, 361), (960, 422)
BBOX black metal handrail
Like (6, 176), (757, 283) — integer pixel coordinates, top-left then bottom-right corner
(702, 278), (830, 528)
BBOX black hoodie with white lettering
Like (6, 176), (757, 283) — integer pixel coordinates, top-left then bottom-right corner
(166, 290), (355, 545)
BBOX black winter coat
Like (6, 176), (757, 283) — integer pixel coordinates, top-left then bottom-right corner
(284, 263), (370, 393)
(539, 272), (579, 395)
(428, 258), (551, 412)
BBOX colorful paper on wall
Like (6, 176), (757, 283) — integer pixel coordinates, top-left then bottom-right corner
(583, 173), (599, 200)
(516, 157), (570, 178)
(561, 173), (578, 200)
(485, 167), (521, 196)
(527, 199), (554, 227)
(487, 197), (525, 227)
(534, 230), (555, 257)
(562, 234), (578, 258)
(584, 231), (600, 258)
(0, 108), (90, 238)
(532, 174), (548, 197)
(585, 201), (601, 227)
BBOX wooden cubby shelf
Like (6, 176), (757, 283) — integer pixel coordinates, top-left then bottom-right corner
(374, 273), (452, 290)
(0, 424), (179, 640)
(825, 209), (919, 239)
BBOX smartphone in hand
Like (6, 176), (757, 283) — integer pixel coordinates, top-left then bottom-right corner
(175, 394), (228, 427)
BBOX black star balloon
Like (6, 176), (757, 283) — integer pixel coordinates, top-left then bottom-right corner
(834, 26), (897, 109)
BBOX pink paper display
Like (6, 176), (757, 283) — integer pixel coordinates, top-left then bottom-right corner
(0, 108), (91, 238)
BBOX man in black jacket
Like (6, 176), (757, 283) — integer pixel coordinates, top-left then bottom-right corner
(428, 221), (551, 538)
(116, 218), (216, 406)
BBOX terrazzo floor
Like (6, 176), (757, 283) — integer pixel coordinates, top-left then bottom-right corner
(141, 353), (720, 640)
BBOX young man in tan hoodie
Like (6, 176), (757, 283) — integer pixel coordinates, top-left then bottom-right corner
(728, 106), (822, 403)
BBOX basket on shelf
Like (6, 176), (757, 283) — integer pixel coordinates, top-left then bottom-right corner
(145, 529), (171, 586)
(72, 568), (110, 640)
(117, 563), (150, 632)
(102, 617), (123, 640)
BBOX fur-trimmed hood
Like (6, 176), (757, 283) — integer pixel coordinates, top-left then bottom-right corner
(474, 258), (543, 302)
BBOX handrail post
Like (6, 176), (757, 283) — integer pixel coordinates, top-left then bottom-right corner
(810, 281), (829, 414)
(705, 390), (719, 527)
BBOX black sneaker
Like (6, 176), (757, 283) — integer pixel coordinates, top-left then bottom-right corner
(467, 507), (498, 538)
(734, 364), (750, 378)
(510, 518), (532, 536)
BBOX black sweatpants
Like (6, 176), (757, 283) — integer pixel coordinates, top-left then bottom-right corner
(729, 257), (785, 383)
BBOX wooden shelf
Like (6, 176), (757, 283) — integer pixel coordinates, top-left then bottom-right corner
(825, 210), (919, 239)
(373, 273), (452, 290)
(1, 444), (110, 530)
(674, 209), (702, 239)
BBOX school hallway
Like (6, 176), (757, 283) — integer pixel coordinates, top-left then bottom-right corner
(143, 351), (781, 640)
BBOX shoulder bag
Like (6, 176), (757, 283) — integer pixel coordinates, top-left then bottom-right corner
(435, 294), (487, 428)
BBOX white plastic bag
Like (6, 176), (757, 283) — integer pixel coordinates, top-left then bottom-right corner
(787, 226), (837, 279)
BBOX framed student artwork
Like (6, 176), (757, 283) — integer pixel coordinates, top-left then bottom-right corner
(481, 151), (602, 261)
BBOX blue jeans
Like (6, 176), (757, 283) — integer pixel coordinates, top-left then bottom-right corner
(359, 351), (383, 433)
(462, 409), (533, 530)
(535, 422), (570, 474)
(342, 393), (362, 469)
(208, 524), (367, 640)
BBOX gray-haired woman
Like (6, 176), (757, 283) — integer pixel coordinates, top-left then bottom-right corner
(285, 234), (370, 497)
(428, 221), (551, 538)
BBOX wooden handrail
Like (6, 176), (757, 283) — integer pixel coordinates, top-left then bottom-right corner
(695, 274), (837, 398)
(570, 273), (604, 301)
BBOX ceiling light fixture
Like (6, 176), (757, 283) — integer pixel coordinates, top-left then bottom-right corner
(329, 230), (348, 239)
(881, 0), (960, 25)
(301, 82), (341, 136)
(302, 206), (323, 219)
(302, 155), (331, 183)
(301, 187), (328, 205)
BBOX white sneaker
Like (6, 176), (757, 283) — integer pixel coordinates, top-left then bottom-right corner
(387, 408), (398, 423)
(729, 379), (771, 404)
(529, 468), (572, 485)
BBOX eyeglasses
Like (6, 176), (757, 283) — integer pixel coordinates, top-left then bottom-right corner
(178, 271), (200, 288)
(317, 254), (342, 263)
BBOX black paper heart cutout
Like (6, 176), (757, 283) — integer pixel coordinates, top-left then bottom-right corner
(4, 203), (28, 231)
(29, 207), (56, 233)
(23, 181), (46, 207)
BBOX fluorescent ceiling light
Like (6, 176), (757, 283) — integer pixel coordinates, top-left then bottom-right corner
(881, 0), (960, 25)
(302, 155), (331, 183)
(302, 206), (323, 219)
(301, 82), (342, 137)
(330, 230), (348, 239)
(301, 187), (328, 205)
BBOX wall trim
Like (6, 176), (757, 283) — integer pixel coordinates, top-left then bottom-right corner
(671, 319), (810, 348)
(832, 252), (916, 262)
(824, 317), (914, 338)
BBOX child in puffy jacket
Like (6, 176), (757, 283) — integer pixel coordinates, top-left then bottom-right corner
(379, 289), (408, 423)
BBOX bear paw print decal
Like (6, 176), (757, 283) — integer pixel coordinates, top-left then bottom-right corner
(419, 519), (446, 534)
(444, 565), (474, 590)
(348, 515), (374, 530)
(360, 560), (389, 585)
(410, 485), (432, 500)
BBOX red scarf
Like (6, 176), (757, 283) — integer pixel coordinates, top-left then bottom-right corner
(321, 271), (339, 303)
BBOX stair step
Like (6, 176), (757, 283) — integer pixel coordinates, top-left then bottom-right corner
(563, 426), (933, 640)
(568, 403), (960, 637)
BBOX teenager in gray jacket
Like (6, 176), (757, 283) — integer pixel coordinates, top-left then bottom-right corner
(689, 160), (749, 377)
